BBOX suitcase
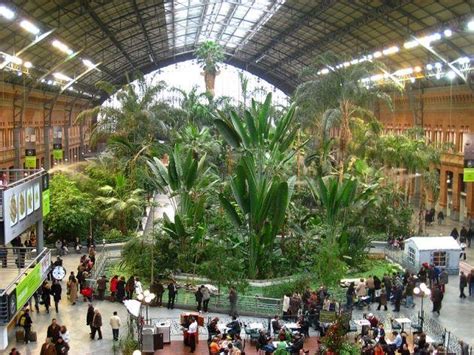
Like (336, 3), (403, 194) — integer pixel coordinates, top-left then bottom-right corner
(29, 330), (37, 342)
(16, 329), (25, 342)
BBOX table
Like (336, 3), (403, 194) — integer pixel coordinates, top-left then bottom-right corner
(394, 317), (411, 332)
(248, 322), (264, 330)
(273, 341), (291, 348)
(284, 322), (300, 330)
(354, 319), (371, 326)
(425, 335), (435, 344)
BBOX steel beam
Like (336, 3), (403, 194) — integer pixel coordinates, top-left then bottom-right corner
(132, 0), (158, 64)
(270, 0), (413, 74)
(43, 94), (60, 170)
(249, 0), (337, 62)
(81, 0), (137, 70)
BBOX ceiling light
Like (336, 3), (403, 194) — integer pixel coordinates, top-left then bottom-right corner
(82, 59), (96, 68)
(404, 40), (418, 49)
(382, 46), (399, 56)
(426, 64), (433, 70)
(53, 72), (71, 81)
(435, 73), (441, 80)
(414, 66), (422, 73)
(447, 71), (456, 80)
(373, 51), (382, 58)
(2, 53), (23, 65)
(444, 29), (452, 37)
(458, 57), (470, 65)
(24, 61), (32, 68)
(394, 67), (413, 76)
(434, 62), (442, 69)
(52, 40), (73, 55)
(320, 68), (329, 75)
(47, 80), (53, 85)
(342, 62), (350, 67)
(20, 20), (40, 35)
(468, 20), (474, 31)
(0, 5), (15, 20)
(410, 78), (416, 83)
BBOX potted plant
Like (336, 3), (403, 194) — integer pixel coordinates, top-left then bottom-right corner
(194, 41), (225, 96)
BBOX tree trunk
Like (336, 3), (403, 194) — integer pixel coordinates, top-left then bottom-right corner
(204, 71), (216, 97)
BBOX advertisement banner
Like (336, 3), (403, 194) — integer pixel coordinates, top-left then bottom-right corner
(0, 175), (43, 245)
(15, 262), (41, 311)
(464, 133), (474, 182)
(25, 150), (36, 169)
(42, 189), (50, 217)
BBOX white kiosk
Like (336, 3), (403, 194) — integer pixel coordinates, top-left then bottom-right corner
(403, 237), (461, 274)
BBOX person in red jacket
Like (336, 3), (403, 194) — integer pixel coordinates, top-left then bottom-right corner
(110, 275), (118, 300)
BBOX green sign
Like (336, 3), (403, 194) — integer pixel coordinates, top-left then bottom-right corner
(25, 156), (36, 169)
(53, 149), (63, 160)
(464, 168), (474, 182)
(16, 262), (41, 311)
(42, 189), (50, 217)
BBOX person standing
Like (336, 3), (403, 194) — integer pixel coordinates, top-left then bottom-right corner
(376, 288), (388, 311)
(187, 316), (198, 353)
(86, 304), (95, 335)
(460, 241), (467, 260)
(116, 276), (126, 302)
(365, 275), (375, 303)
(42, 281), (52, 313)
(345, 282), (355, 309)
(460, 271), (467, 298)
(20, 309), (32, 344)
(439, 268), (449, 293)
(201, 285), (211, 312)
(451, 227), (459, 240)
(467, 227), (473, 248)
(40, 338), (56, 355)
(47, 318), (61, 343)
(96, 275), (107, 300)
(51, 280), (62, 313)
(150, 279), (164, 306)
(109, 275), (118, 301)
(229, 287), (238, 317)
(134, 277), (143, 295)
(68, 276), (78, 305)
(195, 286), (203, 312)
(91, 308), (103, 340)
(468, 269), (474, 296)
(59, 326), (70, 343)
(109, 311), (122, 341)
(459, 340), (470, 355)
(431, 285), (443, 315)
(167, 281), (177, 309)
(125, 276), (135, 300)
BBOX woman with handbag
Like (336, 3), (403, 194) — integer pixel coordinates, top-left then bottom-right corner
(68, 276), (78, 305)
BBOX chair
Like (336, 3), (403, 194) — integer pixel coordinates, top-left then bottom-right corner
(390, 319), (401, 331)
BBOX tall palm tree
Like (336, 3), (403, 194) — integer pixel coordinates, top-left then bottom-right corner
(96, 174), (144, 234)
(194, 41), (225, 97)
(295, 52), (398, 168)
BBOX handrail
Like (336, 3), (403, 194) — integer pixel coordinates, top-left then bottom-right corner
(0, 169), (45, 189)
(0, 248), (50, 297)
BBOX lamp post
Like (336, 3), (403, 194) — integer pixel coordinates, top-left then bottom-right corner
(413, 282), (431, 332)
(137, 289), (156, 325)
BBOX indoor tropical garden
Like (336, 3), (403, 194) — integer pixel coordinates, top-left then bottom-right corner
(45, 43), (447, 354)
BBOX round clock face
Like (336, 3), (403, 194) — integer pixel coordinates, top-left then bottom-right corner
(52, 266), (66, 280)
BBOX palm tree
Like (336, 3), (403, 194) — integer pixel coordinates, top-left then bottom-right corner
(194, 41), (225, 97)
(295, 52), (398, 169)
(96, 174), (144, 234)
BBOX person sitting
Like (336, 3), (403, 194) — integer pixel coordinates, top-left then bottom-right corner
(208, 317), (221, 339)
(227, 342), (241, 355)
(257, 329), (275, 353)
(388, 331), (403, 352)
(366, 313), (379, 328)
(271, 315), (282, 334)
(232, 334), (243, 352)
(209, 337), (220, 355)
(226, 316), (241, 337)
(287, 333), (304, 355)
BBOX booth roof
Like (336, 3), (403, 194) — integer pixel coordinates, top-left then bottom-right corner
(406, 236), (462, 251)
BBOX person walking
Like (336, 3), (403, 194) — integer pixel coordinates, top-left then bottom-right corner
(376, 288), (388, 311)
(86, 304), (95, 335)
(40, 338), (56, 355)
(467, 227), (473, 248)
(460, 241), (467, 260)
(20, 309), (32, 344)
(42, 281), (52, 313)
(91, 309), (103, 340)
(109, 311), (122, 341)
(460, 271), (467, 298)
(167, 281), (177, 309)
(229, 287), (238, 317)
(345, 282), (355, 309)
(109, 275), (118, 301)
(51, 280), (62, 313)
(187, 316), (198, 353)
(439, 268), (449, 293)
(437, 211), (444, 225)
(55, 336), (70, 354)
(96, 275), (107, 300)
(67, 276), (78, 305)
(59, 326), (70, 343)
(116, 276), (126, 302)
(451, 227), (459, 240)
(47, 318), (61, 343)
(201, 285), (211, 312)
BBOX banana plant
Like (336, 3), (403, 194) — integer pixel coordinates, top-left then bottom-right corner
(215, 93), (303, 278)
(147, 144), (218, 270)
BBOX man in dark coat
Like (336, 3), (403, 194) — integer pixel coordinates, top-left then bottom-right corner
(20, 309), (33, 344)
(41, 281), (51, 313)
(460, 271), (468, 298)
(51, 280), (62, 313)
(47, 318), (61, 343)
(167, 281), (177, 309)
(431, 285), (444, 315)
(86, 303), (95, 334)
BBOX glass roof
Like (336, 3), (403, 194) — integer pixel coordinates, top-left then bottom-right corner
(165, 0), (285, 49)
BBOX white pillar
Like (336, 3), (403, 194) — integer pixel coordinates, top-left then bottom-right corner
(0, 325), (9, 350)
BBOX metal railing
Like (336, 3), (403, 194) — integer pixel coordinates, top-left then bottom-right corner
(0, 247), (39, 270)
(0, 169), (45, 189)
